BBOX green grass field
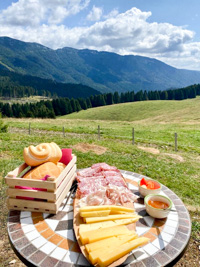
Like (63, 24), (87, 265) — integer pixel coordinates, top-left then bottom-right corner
(0, 98), (200, 264)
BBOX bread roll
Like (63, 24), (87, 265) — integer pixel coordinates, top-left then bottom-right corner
(56, 162), (66, 172)
(23, 162), (61, 180)
(23, 142), (62, 166)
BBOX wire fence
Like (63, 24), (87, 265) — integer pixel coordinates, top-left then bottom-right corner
(10, 123), (200, 154)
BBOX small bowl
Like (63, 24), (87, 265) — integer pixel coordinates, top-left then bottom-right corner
(144, 194), (172, 219)
(138, 178), (161, 197)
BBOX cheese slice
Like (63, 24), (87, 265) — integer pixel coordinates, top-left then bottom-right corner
(79, 205), (134, 213)
(80, 225), (130, 245)
(85, 232), (136, 254)
(85, 236), (117, 254)
(85, 214), (138, 224)
(98, 237), (149, 267)
(88, 232), (138, 265)
(80, 210), (111, 218)
(79, 217), (140, 234)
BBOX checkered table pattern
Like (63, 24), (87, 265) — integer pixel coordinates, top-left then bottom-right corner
(7, 171), (191, 267)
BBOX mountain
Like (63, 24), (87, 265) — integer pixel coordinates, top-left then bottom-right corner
(0, 36), (200, 93)
(0, 69), (100, 99)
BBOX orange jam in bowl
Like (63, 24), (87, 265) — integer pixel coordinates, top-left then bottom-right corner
(148, 200), (169, 209)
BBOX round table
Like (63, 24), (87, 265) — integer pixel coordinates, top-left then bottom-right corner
(7, 170), (191, 267)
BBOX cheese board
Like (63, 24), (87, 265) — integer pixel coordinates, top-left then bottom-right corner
(73, 199), (138, 267)
(73, 163), (149, 267)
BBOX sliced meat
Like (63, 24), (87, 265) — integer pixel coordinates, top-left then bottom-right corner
(105, 176), (127, 188)
(86, 190), (106, 206)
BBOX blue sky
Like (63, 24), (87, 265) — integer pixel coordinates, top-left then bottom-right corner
(0, 0), (200, 71)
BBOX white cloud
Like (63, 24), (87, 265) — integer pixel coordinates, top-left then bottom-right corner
(104, 8), (119, 19)
(87, 5), (103, 21)
(0, 3), (200, 71)
(0, 0), (90, 26)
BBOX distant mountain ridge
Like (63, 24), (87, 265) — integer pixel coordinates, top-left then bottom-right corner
(0, 36), (200, 93)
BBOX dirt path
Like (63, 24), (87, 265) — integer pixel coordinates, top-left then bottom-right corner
(138, 146), (185, 162)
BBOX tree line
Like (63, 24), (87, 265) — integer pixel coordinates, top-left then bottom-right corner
(0, 84), (200, 118)
(0, 69), (99, 99)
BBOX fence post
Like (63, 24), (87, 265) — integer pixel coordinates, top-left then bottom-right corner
(29, 123), (31, 135)
(175, 133), (178, 152)
(98, 125), (100, 140)
(132, 128), (134, 145)
(63, 127), (65, 137)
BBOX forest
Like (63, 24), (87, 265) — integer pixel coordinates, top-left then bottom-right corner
(0, 83), (199, 118)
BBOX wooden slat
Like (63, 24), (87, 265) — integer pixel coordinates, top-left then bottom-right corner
(5, 177), (57, 191)
(55, 173), (76, 210)
(55, 155), (77, 189)
(6, 163), (29, 178)
(55, 164), (76, 200)
(6, 165), (76, 201)
(7, 172), (76, 214)
(7, 188), (56, 202)
(5, 155), (77, 191)
(7, 198), (56, 211)
(7, 206), (56, 214)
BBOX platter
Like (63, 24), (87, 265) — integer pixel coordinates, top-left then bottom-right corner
(72, 162), (149, 267)
(73, 196), (136, 267)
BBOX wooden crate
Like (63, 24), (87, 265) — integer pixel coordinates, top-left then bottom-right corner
(5, 155), (77, 214)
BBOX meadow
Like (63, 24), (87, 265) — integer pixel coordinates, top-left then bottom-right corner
(0, 97), (200, 266)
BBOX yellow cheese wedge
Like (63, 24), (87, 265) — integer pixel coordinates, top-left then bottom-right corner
(85, 232), (136, 254)
(85, 214), (138, 224)
(98, 237), (149, 267)
(80, 225), (130, 245)
(80, 210), (111, 218)
(79, 205), (134, 213)
(79, 217), (140, 234)
(85, 236), (117, 254)
(110, 211), (131, 215)
(79, 221), (115, 233)
(88, 232), (138, 265)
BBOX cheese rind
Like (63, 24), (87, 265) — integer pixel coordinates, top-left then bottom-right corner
(80, 225), (130, 245)
(98, 237), (149, 267)
(85, 214), (138, 224)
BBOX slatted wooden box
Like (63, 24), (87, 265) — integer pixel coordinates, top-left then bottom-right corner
(5, 155), (77, 214)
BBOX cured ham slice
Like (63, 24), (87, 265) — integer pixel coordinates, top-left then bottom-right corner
(76, 163), (137, 205)
(103, 171), (122, 177)
(92, 163), (120, 172)
(105, 176), (127, 188)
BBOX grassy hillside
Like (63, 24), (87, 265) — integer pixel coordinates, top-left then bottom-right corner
(61, 97), (200, 123)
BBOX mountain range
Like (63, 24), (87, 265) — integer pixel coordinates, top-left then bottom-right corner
(0, 36), (200, 93)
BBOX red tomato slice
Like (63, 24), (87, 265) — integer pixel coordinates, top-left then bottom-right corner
(146, 181), (155, 189)
(153, 183), (160, 189)
(140, 177), (147, 186)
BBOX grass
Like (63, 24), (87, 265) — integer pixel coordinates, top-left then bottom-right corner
(0, 95), (51, 104)
(1, 97), (200, 243)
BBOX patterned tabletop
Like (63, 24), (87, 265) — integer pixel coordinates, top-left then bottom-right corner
(7, 171), (191, 267)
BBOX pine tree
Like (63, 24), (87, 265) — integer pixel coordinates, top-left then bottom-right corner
(0, 113), (8, 132)
(113, 92), (120, 104)
(86, 97), (92, 108)
(105, 93), (114, 105)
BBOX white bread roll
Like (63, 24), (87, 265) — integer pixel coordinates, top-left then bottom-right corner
(23, 162), (61, 180)
(23, 142), (62, 166)
(56, 162), (66, 172)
